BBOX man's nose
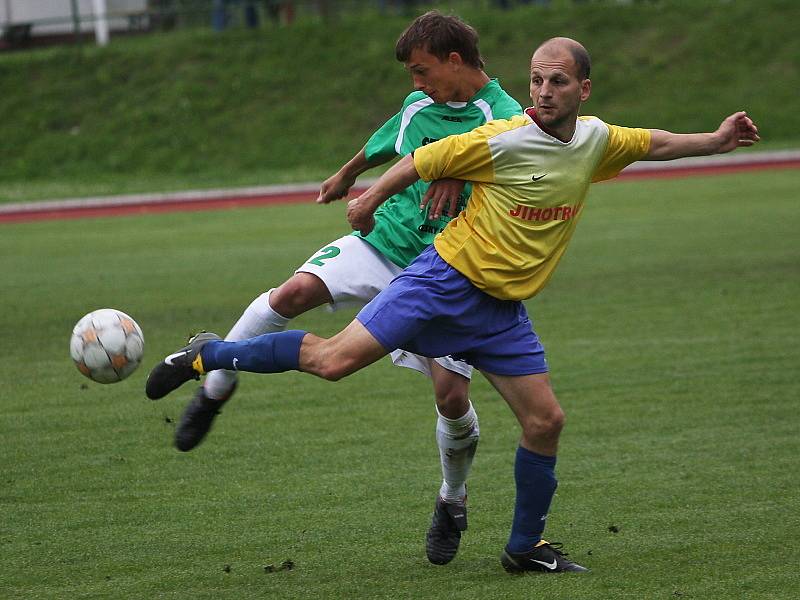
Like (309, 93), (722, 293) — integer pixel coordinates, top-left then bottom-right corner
(539, 81), (552, 97)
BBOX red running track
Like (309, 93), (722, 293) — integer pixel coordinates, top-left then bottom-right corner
(2, 155), (798, 224)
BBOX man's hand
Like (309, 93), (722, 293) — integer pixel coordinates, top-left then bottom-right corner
(347, 196), (376, 235)
(344, 154), (422, 234)
(420, 178), (467, 220)
(317, 171), (357, 204)
(714, 111), (760, 154)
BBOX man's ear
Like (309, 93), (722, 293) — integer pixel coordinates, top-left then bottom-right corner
(580, 78), (592, 102)
(448, 51), (464, 67)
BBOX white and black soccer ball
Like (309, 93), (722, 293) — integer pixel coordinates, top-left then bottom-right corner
(70, 308), (145, 383)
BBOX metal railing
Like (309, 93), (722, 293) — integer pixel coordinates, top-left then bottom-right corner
(0, 0), (679, 49)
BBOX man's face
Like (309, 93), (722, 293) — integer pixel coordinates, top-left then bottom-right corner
(529, 47), (591, 132)
(405, 47), (463, 104)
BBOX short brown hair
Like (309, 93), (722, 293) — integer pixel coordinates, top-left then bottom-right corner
(395, 11), (485, 70)
(569, 44), (591, 80)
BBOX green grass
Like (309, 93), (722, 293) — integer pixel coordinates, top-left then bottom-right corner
(2, 0), (799, 202)
(2, 169), (799, 598)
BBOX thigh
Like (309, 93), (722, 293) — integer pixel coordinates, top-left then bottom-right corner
(295, 235), (402, 310)
(430, 359), (472, 418)
(270, 272), (334, 318)
(481, 371), (564, 455)
(482, 371), (559, 419)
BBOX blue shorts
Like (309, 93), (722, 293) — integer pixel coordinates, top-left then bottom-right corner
(356, 246), (547, 376)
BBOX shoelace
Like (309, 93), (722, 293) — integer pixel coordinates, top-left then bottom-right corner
(541, 541), (570, 558)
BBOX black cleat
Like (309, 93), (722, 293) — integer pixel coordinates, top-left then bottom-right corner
(145, 332), (221, 400)
(501, 540), (589, 573)
(174, 384), (235, 452)
(425, 496), (468, 565)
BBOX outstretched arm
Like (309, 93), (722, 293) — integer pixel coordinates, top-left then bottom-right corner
(346, 154), (420, 235)
(316, 147), (394, 204)
(645, 111), (760, 161)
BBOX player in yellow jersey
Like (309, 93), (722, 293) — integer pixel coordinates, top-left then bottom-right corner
(147, 37), (759, 573)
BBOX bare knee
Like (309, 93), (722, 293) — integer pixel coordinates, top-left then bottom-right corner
(271, 273), (332, 318)
(521, 406), (565, 448)
(434, 382), (470, 419)
(431, 363), (471, 419)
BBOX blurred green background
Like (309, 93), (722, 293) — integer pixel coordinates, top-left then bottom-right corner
(1, 0), (798, 202)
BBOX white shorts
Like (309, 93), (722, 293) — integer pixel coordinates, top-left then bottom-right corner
(296, 235), (473, 380)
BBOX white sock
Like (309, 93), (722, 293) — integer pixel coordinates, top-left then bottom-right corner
(436, 401), (479, 503)
(203, 289), (290, 400)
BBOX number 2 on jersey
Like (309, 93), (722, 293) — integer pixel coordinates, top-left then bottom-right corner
(307, 245), (341, 267)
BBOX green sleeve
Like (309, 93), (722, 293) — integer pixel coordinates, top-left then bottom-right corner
(364, 111), (403, 162)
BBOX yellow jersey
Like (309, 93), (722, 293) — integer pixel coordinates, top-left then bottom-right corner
(414, 110), (651, 301)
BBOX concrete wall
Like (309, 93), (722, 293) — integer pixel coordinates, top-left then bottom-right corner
(1, 0), (148, 34)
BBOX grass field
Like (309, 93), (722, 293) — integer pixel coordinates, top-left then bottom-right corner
(2, 169), (799, 599)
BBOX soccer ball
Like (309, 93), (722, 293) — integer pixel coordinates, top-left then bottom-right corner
(70, 308), (145, 383)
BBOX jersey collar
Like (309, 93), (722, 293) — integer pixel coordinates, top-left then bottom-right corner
(525, 107), (577, 144)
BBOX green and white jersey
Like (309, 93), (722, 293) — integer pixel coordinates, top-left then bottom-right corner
(355, 79), (522, 268)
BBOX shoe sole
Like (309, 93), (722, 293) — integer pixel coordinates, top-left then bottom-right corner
(425, 499), (465, 565)
(174, 383), (236, 452)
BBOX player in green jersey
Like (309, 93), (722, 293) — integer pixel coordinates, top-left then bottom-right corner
(168, 11), (521, 566)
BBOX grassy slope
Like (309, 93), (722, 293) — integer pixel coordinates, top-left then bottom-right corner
(1, 171), (799, 598)
(1, 0), (799, 201)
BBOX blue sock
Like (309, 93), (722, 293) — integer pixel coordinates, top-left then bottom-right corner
(199, 330), (306, 373)
(506, 446), (558, 554)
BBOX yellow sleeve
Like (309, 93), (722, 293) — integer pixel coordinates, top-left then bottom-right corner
(413, 117), (525, 183)
(592, 124), (651, 182)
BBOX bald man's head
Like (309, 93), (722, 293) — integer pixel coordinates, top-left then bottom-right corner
(533, 37), (591, 80)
